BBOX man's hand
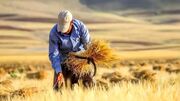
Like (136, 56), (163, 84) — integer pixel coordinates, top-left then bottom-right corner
(57, 72), (64, 88)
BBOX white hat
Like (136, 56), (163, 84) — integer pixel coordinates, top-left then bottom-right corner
(57, 10), (73, 33)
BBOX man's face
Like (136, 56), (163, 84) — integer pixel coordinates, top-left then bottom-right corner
(63, 21), (73, 34)
(58, 19), (72, 33)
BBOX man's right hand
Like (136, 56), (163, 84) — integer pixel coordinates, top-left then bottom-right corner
(57, 72), (64, 87)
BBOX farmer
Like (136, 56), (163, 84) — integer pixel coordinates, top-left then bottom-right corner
(49, 10), (93, 90)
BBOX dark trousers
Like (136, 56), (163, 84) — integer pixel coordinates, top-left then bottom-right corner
(53, 64), (95, 90)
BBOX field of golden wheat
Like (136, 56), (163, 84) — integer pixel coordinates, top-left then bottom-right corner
(0, 57), (180, 101)
(0, 0), (180, 101)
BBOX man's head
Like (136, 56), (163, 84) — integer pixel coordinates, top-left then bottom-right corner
(57, 10), (73, 33)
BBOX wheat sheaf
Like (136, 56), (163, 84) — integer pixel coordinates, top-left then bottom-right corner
(64, 40), (119, 76)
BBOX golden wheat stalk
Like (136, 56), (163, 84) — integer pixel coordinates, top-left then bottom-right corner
(64, 39), (119, 75)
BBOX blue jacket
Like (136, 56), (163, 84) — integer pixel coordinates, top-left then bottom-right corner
(49, 19), (90, 74)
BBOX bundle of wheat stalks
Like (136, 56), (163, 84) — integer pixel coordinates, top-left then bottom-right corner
(64, 40), (119, 76)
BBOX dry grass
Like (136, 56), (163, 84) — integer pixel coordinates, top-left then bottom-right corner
(101, 72), (138, 84)
(0, 80), (14, 100)
(96, 79), (109, 89)
(0, 68), (6, 77)
(2, 79), (179, 101)
(0, 58), (180, 101)
(26, 70), (47, 80)
(11, 87), (40, 98)
(131, 69), (156, 82)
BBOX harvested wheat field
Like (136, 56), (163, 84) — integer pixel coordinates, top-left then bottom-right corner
(0, 56), (180, 101)
(1, 0), (180, 101)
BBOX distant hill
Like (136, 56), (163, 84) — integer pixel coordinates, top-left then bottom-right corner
(80, 0), (180, 11)
(0, 0), (89, 17)
(0, 0), (180, 24)
(0, 0), (139, 23)
(79, 0), (180, 24)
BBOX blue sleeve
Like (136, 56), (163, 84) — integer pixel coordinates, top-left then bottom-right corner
(80, 22), (91, 48)
(48, 29), (62, 74)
